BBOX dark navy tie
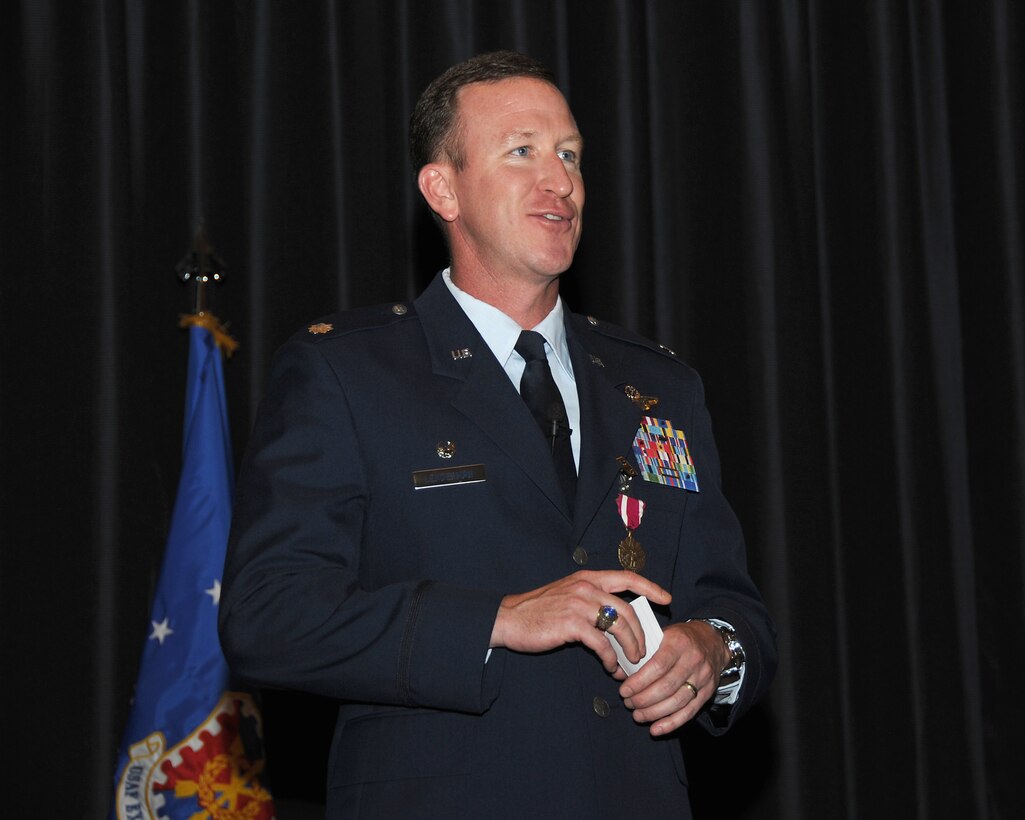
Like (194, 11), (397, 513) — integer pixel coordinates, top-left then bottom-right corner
(515, 330), (577, 512)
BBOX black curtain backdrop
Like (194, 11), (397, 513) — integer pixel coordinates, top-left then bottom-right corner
(4, 1), (1023, 817)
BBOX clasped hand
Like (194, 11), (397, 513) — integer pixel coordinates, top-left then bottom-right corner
(489, 570), (728, 734)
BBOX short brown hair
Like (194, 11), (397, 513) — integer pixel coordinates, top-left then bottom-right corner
(409, 50), (556, 173)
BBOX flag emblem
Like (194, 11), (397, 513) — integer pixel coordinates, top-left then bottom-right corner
(115, 693), (272, 820)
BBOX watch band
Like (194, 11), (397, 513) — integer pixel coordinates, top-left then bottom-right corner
(699, 619), (746, 686)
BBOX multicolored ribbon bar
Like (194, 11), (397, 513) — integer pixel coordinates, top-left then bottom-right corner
(631, 416), (699, 491)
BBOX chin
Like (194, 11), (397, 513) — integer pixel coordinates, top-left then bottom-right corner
(531, 264), (571, 281)
(532, 250), (577, 277)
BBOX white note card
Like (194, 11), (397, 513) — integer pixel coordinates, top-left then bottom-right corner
(606, 595), (664, 675)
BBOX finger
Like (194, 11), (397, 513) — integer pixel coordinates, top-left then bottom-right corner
(648, 696), (706, 736)
(602, 604), (647, 664)
(619, 626), (704, 697)
(586, 593), (650, 664)
(589, 570), (671, 605)
(628, 678), (705, 723)
(624, 657), (716, 709)
(624, 666), (712, 732)
(576, 623), (627, 674)
(584, 600), (648, 670)
(619, 646), (671, 699)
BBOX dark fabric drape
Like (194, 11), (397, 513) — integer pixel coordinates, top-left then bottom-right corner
(4, 1), (1022, 817)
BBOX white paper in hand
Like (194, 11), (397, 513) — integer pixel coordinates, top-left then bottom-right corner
(605, 596), (664, 675)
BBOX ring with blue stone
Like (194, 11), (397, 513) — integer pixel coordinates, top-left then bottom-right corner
(595, 604), (619, 631)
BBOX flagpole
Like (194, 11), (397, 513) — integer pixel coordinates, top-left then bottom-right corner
(109, 229), (272, 820)
(177, 223), (238, 356)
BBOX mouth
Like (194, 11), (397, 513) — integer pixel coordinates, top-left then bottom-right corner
(534, 208), (575, 225)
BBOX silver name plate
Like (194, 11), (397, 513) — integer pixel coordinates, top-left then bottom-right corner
(412, 463), (487, 490)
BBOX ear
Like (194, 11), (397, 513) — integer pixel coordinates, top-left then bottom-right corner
(418, 164), (459, 222)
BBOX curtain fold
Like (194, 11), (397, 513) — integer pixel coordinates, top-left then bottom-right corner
(3, 1), (1022, 816)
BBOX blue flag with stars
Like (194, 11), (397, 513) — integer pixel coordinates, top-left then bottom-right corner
(111, 324), (273, 820)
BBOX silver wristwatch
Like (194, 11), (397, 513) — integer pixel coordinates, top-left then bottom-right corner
(701, 619), (746, 686)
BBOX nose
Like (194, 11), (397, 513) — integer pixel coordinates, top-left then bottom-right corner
(542, 154), (574, 198)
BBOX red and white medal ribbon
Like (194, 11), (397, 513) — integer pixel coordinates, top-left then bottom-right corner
(616, 493), (645, 530)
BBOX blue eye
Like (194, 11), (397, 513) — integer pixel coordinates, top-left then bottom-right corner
(558, 150), (577, 163)
(511, 146), (529, 157)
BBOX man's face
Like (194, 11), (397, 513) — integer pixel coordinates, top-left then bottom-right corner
(445, 77), (584, 286)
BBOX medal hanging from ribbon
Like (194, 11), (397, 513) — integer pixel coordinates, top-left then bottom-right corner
(616, 492), (647, 571)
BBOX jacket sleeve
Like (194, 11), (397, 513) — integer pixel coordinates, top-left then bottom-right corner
(218, 338), (505, 714)
(670, 376), (778, 734)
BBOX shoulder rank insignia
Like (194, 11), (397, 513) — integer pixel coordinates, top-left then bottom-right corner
(623, 384), (659, 412)
(307, 322), (333, 335)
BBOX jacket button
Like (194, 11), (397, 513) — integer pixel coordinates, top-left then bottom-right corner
(592, 697), (610, 717)
(572, 546), (589, 565)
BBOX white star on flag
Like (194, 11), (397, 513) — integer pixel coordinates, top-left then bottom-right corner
(149, 618), (174, 645)
(205, 579), (221, 605)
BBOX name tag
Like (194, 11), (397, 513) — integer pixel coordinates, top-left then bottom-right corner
(412, 464), (487, 490)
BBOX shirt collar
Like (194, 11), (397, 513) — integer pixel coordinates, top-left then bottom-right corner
(442, 268), (575, 382)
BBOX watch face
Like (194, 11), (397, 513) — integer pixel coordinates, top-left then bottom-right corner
(719, 629), (745, 667)
(727, 639), (745, 668)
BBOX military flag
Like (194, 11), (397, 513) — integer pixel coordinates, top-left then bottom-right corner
(111, 320), (273, 820)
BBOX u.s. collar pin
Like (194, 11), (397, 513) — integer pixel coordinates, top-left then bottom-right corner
(436, 441), (456, 459)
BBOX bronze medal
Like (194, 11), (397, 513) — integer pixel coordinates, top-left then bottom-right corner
(618, 530), (646, 572)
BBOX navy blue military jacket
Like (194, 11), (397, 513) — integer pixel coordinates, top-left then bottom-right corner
(219, 272), (776, 818)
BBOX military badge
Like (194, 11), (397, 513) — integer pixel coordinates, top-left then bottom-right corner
(632, 416), (699, 491)
(623, 384), (660, 412)
(616, 492), (647, 571)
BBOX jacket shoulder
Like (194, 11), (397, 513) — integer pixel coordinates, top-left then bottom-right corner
(570, 312), (691, 370)
(290, 300), (418, 345)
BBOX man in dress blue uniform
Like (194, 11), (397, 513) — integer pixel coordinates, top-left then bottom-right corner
(220, 51), (776, 818)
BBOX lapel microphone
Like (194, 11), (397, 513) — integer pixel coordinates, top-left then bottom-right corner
(546, 402), (569, 454)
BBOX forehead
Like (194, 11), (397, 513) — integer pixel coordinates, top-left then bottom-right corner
(455, 77), (580, 143)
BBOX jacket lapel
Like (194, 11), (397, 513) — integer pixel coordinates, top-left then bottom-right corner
(565, 316), (645, 544)
(415, 275), (572, 519)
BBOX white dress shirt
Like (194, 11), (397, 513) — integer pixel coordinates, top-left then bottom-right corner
(443, 268), (580, 470)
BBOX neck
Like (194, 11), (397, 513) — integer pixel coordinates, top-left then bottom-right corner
(450, 265), (561, 329)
